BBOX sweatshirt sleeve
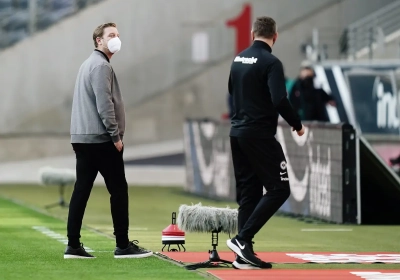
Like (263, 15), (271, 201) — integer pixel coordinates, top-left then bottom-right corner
(228, 73), (232, 95)
(267, 59), (287, 106)
(89, 64), (120, 143)
(267, 59), (302, 131)
(276, 97), (303, 131)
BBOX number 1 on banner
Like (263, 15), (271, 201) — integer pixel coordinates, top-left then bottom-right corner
(226, 4), (252, 55)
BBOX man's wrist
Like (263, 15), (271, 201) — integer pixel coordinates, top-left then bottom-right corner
(294, 123), (303, 131)
(111, 135), (120, 143)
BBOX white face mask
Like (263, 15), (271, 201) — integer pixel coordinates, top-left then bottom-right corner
(107, 37), (121, 53)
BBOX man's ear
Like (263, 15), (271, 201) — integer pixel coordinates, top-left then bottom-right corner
(251, 30), (255, 41)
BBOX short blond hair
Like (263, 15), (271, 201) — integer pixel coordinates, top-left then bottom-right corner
(93, 22), (117, 47)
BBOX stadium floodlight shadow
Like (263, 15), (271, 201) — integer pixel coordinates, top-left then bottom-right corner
(39, 167), (75, 209)
(177, 203), (238, 270)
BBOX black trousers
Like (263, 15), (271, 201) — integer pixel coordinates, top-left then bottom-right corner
(67, 142), (129, 248)
(230, 137), (291, 242)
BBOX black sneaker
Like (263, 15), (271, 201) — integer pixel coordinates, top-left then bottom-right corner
(232, 255), (272, 269)
(114, 240), (153, 259)
(226, 237), (261, 266)
(249, 241), (256, 255)
(64, 243), (95, 259)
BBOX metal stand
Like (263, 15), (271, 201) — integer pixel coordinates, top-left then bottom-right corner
(184, 229), (232, 270)
(45, 184), (69, 209)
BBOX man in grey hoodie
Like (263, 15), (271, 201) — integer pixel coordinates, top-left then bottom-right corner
(65, 22), (152, 259)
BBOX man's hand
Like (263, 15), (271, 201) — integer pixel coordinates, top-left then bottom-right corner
(114, 140), (123, 152)
(293, 125), (305, 136)
(328, 100), (336, 106)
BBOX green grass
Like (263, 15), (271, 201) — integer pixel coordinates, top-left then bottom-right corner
(0, 196), (207, 280)
(0, 184), (399, 280)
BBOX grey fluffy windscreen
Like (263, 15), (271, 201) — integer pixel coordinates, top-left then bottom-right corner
(177, 203), (238, 235)
(39, 167), (76, 186)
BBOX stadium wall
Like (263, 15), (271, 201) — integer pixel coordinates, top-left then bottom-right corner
(0, 0), (396, 161)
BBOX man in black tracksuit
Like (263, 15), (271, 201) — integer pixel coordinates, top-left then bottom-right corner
(226, 17), (305, 269)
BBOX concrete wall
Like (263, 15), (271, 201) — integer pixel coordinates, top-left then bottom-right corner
(121, 0), (399, 147)
(274, 0), (397, 76)
(1, 0), (396, 162)
(0, 0), (337, 136)
(353, 36), (400, 60)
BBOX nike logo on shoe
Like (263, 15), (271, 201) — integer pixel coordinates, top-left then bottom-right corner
(280, 172), (287, 175)
(236, 239), (245, 250)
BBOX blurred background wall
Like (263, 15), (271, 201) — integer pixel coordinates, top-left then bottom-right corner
(0, 0), (398, 162)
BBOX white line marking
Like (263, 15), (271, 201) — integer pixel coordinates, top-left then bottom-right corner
(314, 65), (341, 124)
(94, 227), (148, 231)
(351, 271), (400, 279)
(132, 228), (148, 231)
(32, 226), (94, 252)
(287, 253), (400, 263)
(332, 65), (357, 127)
(301, 228), (353, 232)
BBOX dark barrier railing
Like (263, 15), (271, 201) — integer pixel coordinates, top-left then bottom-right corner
(183, 119), (357, 224)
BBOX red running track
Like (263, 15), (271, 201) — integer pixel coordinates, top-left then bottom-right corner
(208, 270), (400, 280)
(161, 251), (400, 264)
